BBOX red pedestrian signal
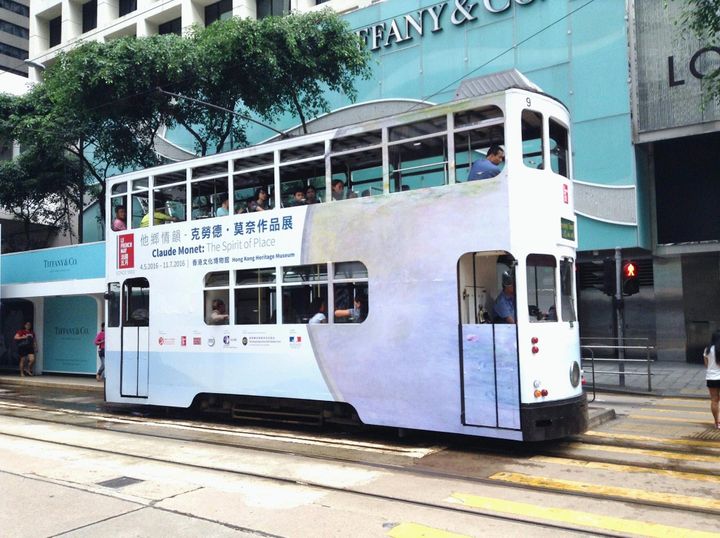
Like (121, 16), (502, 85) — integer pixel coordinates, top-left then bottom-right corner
(622, 261), (639, 295)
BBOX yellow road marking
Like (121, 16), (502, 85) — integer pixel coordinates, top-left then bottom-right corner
(387, 523), (470, 538)
(585, 430), (720, 449)
(640, 408), (709, 416)
(660, 397), (708, 405)
(489, 472), (720, 511)
(648, 400), (707, 409)
(567, 442), (720, 463)
(449, 493), (720, 538)
(629, 414), (715, 426)
(531, 455), (720, 483)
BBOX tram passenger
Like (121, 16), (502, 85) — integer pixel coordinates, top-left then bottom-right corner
(305, 185), (320, 204)
(215, 194), (230, 216)
(308, 299), (327, 324)
(331, 179), (345, 201)
(208, 299), (229, 325)
(493, 272), (516, 324)
(111, 205), (127, 231)
(335, 295), (367, 323)
(248, 187), (270, 212)
(468, 144), (505, 181)
(139, 208), (177, 227)
(288, 188), (306, 207)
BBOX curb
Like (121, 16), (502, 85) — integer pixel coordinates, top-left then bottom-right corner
(0, 378), (103, 394)
(587, 406), (616, 429)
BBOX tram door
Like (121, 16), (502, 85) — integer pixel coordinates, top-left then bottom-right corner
(458, 253), (520, 430)
(121, 278), (150, 398)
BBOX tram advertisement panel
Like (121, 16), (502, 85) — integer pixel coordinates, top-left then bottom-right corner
(116, 207), (307, 273)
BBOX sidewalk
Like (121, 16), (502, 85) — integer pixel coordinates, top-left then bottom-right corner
(582, 361), (708, 398)
(0, 373), (102, 393)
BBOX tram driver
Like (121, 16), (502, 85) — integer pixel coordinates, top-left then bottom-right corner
(468, 144), (505, 181)
(493, 271), (516, 324)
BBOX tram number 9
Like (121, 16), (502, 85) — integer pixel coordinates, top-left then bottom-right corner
(526, 97), (532, 107)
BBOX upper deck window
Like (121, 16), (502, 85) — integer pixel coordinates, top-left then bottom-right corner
(191, 177), (229, 220)
(389, 135), (448, 192)
(550, 118), (570, 178)
(522, 110), (544, 170)
(332, 131), (382, 153)
(389, 116), (446, 142)
(281, 159), (325, 206)
(281, 142), (325, 163)
(234, 167), (274, 213)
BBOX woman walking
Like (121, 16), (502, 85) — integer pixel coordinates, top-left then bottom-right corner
(94, 322), (106, 381)
(703, 331), (720, 429)
(14, 321), (37, 377)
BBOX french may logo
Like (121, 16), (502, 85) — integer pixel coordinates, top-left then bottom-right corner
(356, 0), (539, 52)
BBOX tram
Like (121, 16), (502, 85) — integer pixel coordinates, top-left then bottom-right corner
(104, 81), (587, 441)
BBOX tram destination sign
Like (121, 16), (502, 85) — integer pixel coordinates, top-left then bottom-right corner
(356, 0), (539, 52)
(561, 218), (575, 241)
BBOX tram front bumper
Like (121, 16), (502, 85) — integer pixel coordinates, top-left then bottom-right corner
(520, 393), (588, 441)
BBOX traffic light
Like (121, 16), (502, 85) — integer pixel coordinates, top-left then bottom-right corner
(622, 261), (640, 296)
(602, 258), (616, 296)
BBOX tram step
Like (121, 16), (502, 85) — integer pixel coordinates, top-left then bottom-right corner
(231, 405), (324, 426)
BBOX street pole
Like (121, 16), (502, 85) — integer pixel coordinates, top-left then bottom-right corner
(78, 136), (84, 244)
(615, 247), (625, 386)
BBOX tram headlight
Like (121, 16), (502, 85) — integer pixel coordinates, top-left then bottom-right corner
(570, 361), (581, 387)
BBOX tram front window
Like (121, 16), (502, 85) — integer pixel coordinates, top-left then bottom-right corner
(550, 118), (570, 178)
(526, 254), (557, 323)
(522, 110), (544, 170)
(560, 258), (577, 322)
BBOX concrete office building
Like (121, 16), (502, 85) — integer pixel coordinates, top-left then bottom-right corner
(6, 0), (720, 376)
(0, 0), (28, 77)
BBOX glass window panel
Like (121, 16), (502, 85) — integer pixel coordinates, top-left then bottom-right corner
(131, 191), (149, 228)
(154, 170), (186, 187)
(280, 159), (325, 206)
(560, 258), (577, 322)
(124, 278), (149, 327)
(192, 161), (228, 179)
(205, 271), (229, 288)
(233, 168), (274, 213)
(334, 261), (368, 279)
(389, 116), (446, 142)
(235, 287), (276, 325)
(526, 254), (557, 323)
(107, 282), (120, 328)
(550, 118), (570, 178)
(331, 149), (382, 198)
(282, 284), (327, 324)
(132, 178), (148, 191)
(283, 264), (328, 283)
(153, 185), (186, 224)
(110, 198), (128, 231)
(234, 153), (274, 171)
(235, 267), (276, 285)
(389, 136), (447, 192)
(280, 142), (325, 163)
(191, 178), (229, 219)
(333, 283), (368, 323)
(522, 110), (544, 170)
(331, 131), (382, 153)
(205, 291), (230, 325)
(454, 126), (505, 181)
(454, 106), (503, 129)
(111, 182), (127, 195)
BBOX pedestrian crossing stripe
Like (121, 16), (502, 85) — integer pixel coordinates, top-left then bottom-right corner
(629, 414), (714, 426)
(488, 472), (720, 511)
(386, 523), (470, 538)
(567, 442), (720, 463)
(531, 455), (720, 483)
(448, 493), (719, 538)
(640, 408), (709, 416)
(585, 430), (720, 449)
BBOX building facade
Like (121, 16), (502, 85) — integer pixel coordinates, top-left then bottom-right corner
(0, 0), (28, 77)
(9, 0), (719, 374)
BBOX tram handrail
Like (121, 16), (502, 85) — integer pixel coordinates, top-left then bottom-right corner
(580, 338), (654, 392)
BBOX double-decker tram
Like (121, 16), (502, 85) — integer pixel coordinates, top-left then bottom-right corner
(104, 82), (587, 441)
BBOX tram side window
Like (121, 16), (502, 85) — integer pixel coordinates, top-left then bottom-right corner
(389, 116), (448, 192)
(191, 177), (229, 219)
(131, 179), (149, 229)
(522, 110), (544, 170)
(526, 254), (557, 323)
(330, 149), (383, 199)
(454, 106), (504, 181)
(280, 159), (325, 206)
(550, 118), (570, 178)
(123, 278), (149, 327)
(152, 182), (186, 226)
(235, 267), (276, 324)
(204, 271), (230, 325)
(234, 167), (274, 214)
(281, 264), (328, 323)
(333, 261), (368, 324)
(560, 258), (577, 322)
(106, 282), (121, 328)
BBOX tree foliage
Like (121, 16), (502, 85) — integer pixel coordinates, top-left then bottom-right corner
(0, 9), (371, 237)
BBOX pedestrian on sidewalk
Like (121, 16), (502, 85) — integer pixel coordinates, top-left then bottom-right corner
(14, 321), (37, 377)
(702, 331), (720, 429)
(94, 323), (105, 381)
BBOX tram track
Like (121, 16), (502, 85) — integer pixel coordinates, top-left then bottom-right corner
(1, 395), (719, 532)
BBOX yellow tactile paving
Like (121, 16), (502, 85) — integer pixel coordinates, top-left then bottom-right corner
(531, 455), (720, 483)
(489, 472), (720, 511)
(639, 408), (709, 416)
(584, 430), (720, 449)
(386, 522), (470, 538)
(448, 493), (720, 538)
(629, 414), (714, 426)
(567, 442), (720, 463)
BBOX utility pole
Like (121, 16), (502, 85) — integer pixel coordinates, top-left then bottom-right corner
(615, 247), (625, 386)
